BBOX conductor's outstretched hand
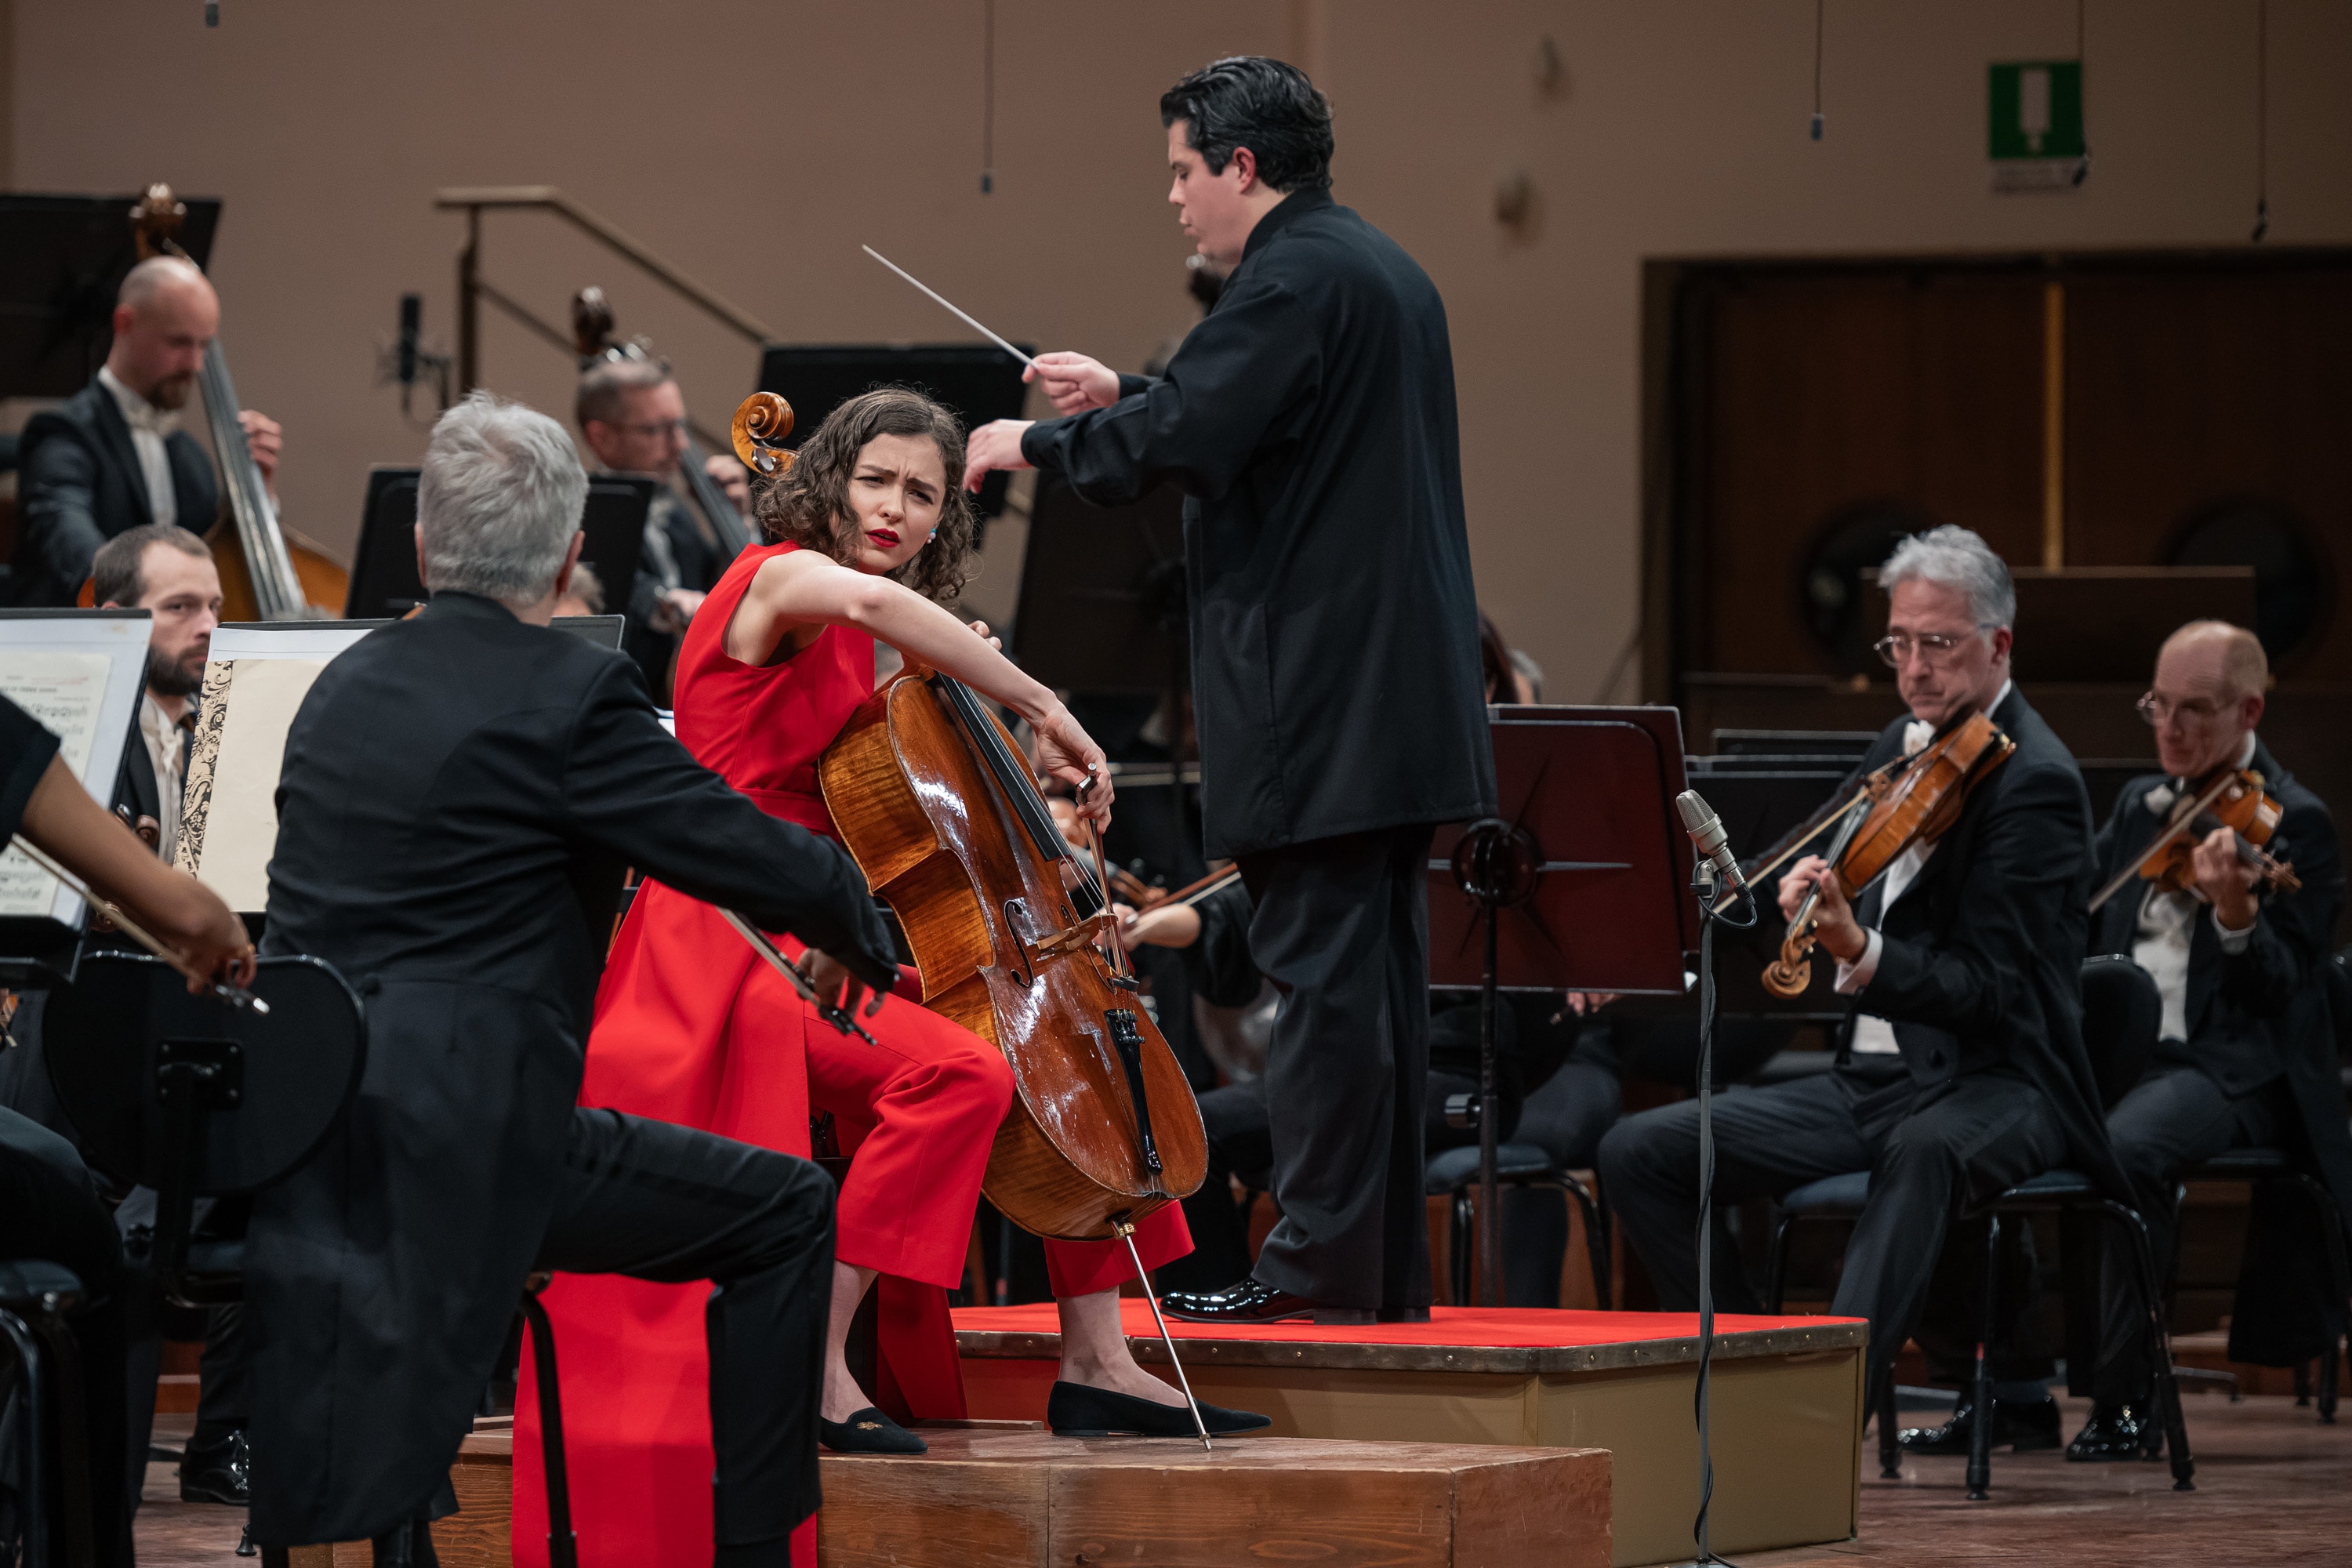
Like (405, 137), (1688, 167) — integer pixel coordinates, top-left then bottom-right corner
(1025, 352), (1121, 416)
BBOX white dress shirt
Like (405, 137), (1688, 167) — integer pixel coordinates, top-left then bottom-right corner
(1838, 681), (2012, 1054)
(2129, 731), (2260, 1042)
(136, 692), (194, 865)
(98, 365), (180, 531)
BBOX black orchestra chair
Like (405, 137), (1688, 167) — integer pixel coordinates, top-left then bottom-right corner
(1766, 955), (2189, 1496)
(2, 1258), (97, 1568)
(46, 952), (592, 1568)
(1426, 1141), (1613, 1308)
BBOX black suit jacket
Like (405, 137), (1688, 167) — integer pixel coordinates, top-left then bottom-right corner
(1022, 188), (1495, 858)
(2089, 742), (2350, 1226)
(9, 378), (220, 605)
(1835, 687), (2127, 1198)
(245, 591), (894, 1543)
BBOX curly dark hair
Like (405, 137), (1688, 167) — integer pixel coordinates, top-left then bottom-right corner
(754, 387), (979, 606)
(1160, 56), (1334, 194)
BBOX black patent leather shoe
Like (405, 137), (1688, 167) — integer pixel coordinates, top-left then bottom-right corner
(1897, 1395), (2061, 1455)
(1046, 1380), (1274, 1437)
(179, 1425), (250, 1505)
(2066, 1401), (2164, 1461)
(1160, 1278), (1365, 1324)
(820, 1406), (928, 1454)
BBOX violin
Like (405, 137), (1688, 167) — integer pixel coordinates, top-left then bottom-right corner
(106, 184), (350, 620)
(2088, 767), (2301, 913)
(1760, 710), (2016, 999)
(569, 287), (756, 557)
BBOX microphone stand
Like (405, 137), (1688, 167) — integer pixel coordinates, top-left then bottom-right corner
(1684, 854), (1755, 1568)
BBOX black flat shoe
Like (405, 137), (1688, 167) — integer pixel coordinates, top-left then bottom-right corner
(2066, 1401), (2164, 1461)
(1160, 1278), (1367, 1325)
(820, 1406), (928, 1454)
(179, 1425), (250, 1505)
(1897, 1395), (2060, 1456)
(1046, 1380), (1273, 1437)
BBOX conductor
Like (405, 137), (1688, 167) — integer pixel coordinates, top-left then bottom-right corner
(964, 56), (1494, 1323)
(244, 393), (898, 1566)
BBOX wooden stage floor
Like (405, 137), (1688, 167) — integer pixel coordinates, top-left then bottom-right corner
(136, 1394), (2352, 1566)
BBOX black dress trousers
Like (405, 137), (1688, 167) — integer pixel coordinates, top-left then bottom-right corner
(533, 1108), (836, 1554)
(1236, 825), (1436, 1312)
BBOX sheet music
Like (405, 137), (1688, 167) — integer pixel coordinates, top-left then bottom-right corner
(0, 652), (111, 915)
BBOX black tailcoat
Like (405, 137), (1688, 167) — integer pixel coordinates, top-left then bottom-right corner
(1838, 686), (2128, 1200)
(2089, 742), (2350, 1359)
(10, 379), (220, 605)
(247, 592), (893, 1543)
(1022, 189), (1494, 858)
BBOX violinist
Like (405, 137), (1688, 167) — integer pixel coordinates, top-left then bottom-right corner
(2063, 620), (2347, 1460)
(545, 387), (1263, 1552)
(9, 256), (284, 607)
(966, 56), (1494, 1327)
(1599, 525), (2124, 1429)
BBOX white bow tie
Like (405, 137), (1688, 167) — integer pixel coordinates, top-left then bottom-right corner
(120, 397), (175, 437)
(1902, 720), (1934, 757)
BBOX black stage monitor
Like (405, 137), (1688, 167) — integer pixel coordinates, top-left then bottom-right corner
(757, 343), (1033, 521)
(0, 193), (222, 399)
(345, 467), (652, 622)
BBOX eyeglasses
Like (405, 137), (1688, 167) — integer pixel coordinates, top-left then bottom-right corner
(2136, 691), (2229, 727)
(1872, 626), (1992, 668)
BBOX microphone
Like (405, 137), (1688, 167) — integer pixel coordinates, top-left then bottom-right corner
(397, 294), (421, 387)
(1675, 789), (1750, 900)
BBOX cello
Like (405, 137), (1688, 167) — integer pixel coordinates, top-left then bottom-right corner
(113, 183), (349, 620)
(724, 394), (1210, 1242)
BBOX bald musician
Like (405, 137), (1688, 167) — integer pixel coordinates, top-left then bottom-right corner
(11, 256), (283, 606)
(2060, 622), (2347, 1460)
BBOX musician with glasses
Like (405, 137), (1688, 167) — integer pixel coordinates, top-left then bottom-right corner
(2057, 620), (2347, 1460)
(9, 256), (283, 607)
(1599, 524), (2125, 1433)
(575, 354), (754, 697)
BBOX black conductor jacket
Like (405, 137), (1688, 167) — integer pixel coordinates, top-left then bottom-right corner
(1022, 187), (1494, 858)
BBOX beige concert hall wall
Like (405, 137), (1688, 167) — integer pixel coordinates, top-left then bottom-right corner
(5, 1), (2349, 697)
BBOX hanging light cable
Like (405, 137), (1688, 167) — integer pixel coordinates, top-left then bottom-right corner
(1809, 0), (1826, 140)
(2071, 0), (2092, 185)
(980, 0), (998, 194)
(2251, 0), (2269, 241)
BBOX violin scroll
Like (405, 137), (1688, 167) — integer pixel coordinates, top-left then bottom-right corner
(731, 392), (797, 478)
(1761, 927), (1815, 999)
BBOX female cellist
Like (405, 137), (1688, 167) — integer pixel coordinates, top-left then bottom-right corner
(532, 388), (1262, 1555)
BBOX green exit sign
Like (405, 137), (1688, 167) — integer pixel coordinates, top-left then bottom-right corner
(1989, 60), (2084, 159)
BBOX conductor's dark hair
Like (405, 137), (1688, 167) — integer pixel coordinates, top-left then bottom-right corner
(1161, 56), (1334, 194)
(755, 387), (978, 607)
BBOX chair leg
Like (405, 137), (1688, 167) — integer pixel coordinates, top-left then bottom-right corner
(519, 1288), (581, 1568)
(1965, 1215), (2000, 1501)
(1, 1310), (54, 1568)
(1559, 1176), (1613, 1311)
(2291, 1174), (2348, 1425)
(28, 1305), (96, 1568)
(1450, 1189), (1474, 1306)
(1765, 1210), (1797, 1315)
(2105, 1200), (2194, 1490)
(2321, 1336), (2342, 1427)
(1876, 1355), (1901, 1479)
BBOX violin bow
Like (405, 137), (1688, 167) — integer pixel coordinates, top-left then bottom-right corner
(7, 833), (267, 1014)
(717, 908), (881, 1045)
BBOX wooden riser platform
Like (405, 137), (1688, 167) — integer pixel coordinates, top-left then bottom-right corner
(288, 1424), (1607, 1568)
(955, 1305), (1867, 1568)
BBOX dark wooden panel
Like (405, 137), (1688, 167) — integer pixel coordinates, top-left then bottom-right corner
(1684, 269), (2041, 675)
(2064, 263), (2352, 677)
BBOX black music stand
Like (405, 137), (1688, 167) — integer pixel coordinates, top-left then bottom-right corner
(1009, 473), (1188, 696)
(0, 193), (220, 398)
(345, 468), (652, 621)
(1428, 706), (1697, 1307)
(759, 344), (1033, 523)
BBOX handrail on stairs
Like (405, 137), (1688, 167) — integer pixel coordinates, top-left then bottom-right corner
(434, 185), (775, 398)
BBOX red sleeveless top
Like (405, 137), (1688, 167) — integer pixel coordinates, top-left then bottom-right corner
(671, 541), (872, 837)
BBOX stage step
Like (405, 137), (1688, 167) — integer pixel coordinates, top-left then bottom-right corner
(282, 1423), (1608, 1568)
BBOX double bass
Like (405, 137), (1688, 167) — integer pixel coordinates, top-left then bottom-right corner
(728, 395), (1208, 1241)
(568, 286), (755, 558)
(114, 184), (349, 620)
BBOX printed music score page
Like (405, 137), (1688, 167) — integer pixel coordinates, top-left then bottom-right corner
(0, 611), (152, 924)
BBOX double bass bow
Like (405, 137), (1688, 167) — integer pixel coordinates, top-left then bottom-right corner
(1759, 710), (2016, 999)
(116, 184), (349, 620)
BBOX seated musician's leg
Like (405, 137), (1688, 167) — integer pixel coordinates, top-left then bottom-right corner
(1836, 1076), (2064, 1418)
(1598, 1069), (1875, 1313)
(804, 1004), (1012, 1436)
(2069, 1065), (2248, 1457)
(535, 1109), (836, 1566)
